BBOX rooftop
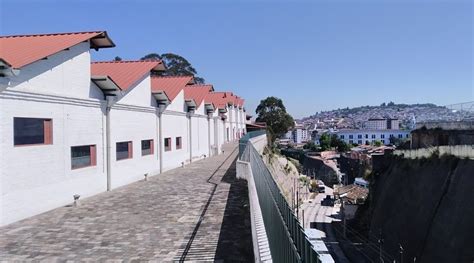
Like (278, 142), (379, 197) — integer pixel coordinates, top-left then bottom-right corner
(0, 31), (115, 69)
(91, 60), (165, 91)
(151, 75), (194, 101)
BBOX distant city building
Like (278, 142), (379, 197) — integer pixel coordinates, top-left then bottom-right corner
(364, 118), (400, 130)
(292, 124), (309, 144)
(336, 129), (410, 145)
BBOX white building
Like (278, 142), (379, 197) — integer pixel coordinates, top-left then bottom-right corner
(0, 31), (115, 225)
(0, 30), (247, 226)
(336, 129), (410, 146)
(291, 124), (309, 144)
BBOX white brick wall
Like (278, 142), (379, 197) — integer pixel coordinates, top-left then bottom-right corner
(0, 42), (249, 226)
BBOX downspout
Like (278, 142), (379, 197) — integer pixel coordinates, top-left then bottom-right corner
(207, 112), (212, 157)
(223, 117), (227, 143)
(187, 109), (194, 163)
(157, 104), (166, 173)
(105, 96), (114, 191)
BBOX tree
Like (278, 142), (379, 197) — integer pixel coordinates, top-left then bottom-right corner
(374, 140), (382, 147)
(140, 53), (161, 60)
(114, 56), (122, 61)
(256, 97), (294, 143)
(140, 53), (205, 84)
(303, 141), (318, 151)
(319, 133), (331, 151)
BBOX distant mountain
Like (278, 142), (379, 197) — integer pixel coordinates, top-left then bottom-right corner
(299, 102), (473, 129)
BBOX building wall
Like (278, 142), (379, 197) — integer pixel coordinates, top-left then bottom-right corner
(6, 42), (102, 100)
(337, 130), (410, 145)
(0, 41), (246, 226)
(0, 43), (108, 225)
(157, 91), (189, 171)
(108, 108), (159, 189)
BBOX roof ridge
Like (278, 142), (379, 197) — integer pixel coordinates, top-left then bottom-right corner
(91, 60), (162, 64)
(151, 75), (193, 79)
(0, 31), (104, 39)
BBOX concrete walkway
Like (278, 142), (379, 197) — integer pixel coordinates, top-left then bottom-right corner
(0, 143), (253, 262)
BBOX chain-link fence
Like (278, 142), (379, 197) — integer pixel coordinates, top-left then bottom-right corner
(240, 135), (320, 263)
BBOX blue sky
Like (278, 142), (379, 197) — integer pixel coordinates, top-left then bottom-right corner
(1, 0), (472, 118)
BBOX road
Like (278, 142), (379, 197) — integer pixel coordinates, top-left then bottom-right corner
(300, 185), (350, 263)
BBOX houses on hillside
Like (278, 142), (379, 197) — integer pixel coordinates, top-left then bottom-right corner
(0, 30), (247, 226)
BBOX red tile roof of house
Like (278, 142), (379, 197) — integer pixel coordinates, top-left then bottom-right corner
(91, 60), (165, 91)
(183, 85), (214, 107)
(0, 31), (115, 69)
(151, 76), (194, 101)
(205, 92), (229, 110)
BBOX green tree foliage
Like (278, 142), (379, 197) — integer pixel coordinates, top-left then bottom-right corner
(374, 140), (383, 146)
(318, 133), (350, 152)
(114, 56), (122, 61)
(319, 133), (331, 151)
(303, 141), (318, 151)
(256, 97), (294, 143)
(140, 53), (205, 84)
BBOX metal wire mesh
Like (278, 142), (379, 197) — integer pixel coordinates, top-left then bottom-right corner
(240, 135), (320, 263)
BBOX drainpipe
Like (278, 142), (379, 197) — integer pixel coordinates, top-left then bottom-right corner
(157, 104), (166, 173)
(105, 96), (114, 191)
(207, 112), (212, 157)
(187, 109), (195, 163)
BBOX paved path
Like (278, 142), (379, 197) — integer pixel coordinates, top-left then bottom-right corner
(0, 143), (253, 262)
(301, 186), (350, 263)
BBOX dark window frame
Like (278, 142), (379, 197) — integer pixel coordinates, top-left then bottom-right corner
(176, 137), (182, 150)
(116, 141), (133, 161)
(141, 139), (154, 156)
(71, 145), (96, 170)
(164, 138), (172, 152)
(13, 117), (53, 146)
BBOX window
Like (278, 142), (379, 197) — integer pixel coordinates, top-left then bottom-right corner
(349, 135), (353, 139)
(381, 134), (385, 139)
(71, 145), (96, 169)
(365, 134), (368, 139)
(349, 140), (353, 144)
(176, 137), (182, 149)
(340, 135), (345, 139)
(357, 134), (362, 139)
(381, 140), (385, 144)
(371, 134), (376, 139)
(141, 139), (153, 156)
(406, 134), (409, 138)
(14, 117), (52, 146)
(164, 138), (171, 151)
(358, 140), (363, 145)
(398, 134), (403, 139)
(116, 141), (133, 160)
(390, 134), (394, 138)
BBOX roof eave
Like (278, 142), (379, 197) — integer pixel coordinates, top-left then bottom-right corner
(89, 31), (116, 50)
(152, 91), (171, 105)
(91, 75), (121, 96)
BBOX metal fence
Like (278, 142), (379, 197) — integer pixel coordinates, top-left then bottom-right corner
(240, 136), (320, 263)
(238, 130), (267, 159)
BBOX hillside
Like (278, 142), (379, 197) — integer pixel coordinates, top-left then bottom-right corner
(300, 103), (473, 129)
(367, 154), (474, 262)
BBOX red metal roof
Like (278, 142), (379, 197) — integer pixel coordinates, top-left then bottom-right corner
(183, 85), (214, 107)
(151, 76), (194, 101)
(0, 31), (115, 69)
(205, 92), (229, 110)
(91, 60), (165, 91)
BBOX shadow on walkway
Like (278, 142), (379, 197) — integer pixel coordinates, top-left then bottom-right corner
(214, 157), (254, 262)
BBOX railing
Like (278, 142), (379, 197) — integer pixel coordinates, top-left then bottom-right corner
(239, 130), (267, 159)
(240, 135), (320, 263)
